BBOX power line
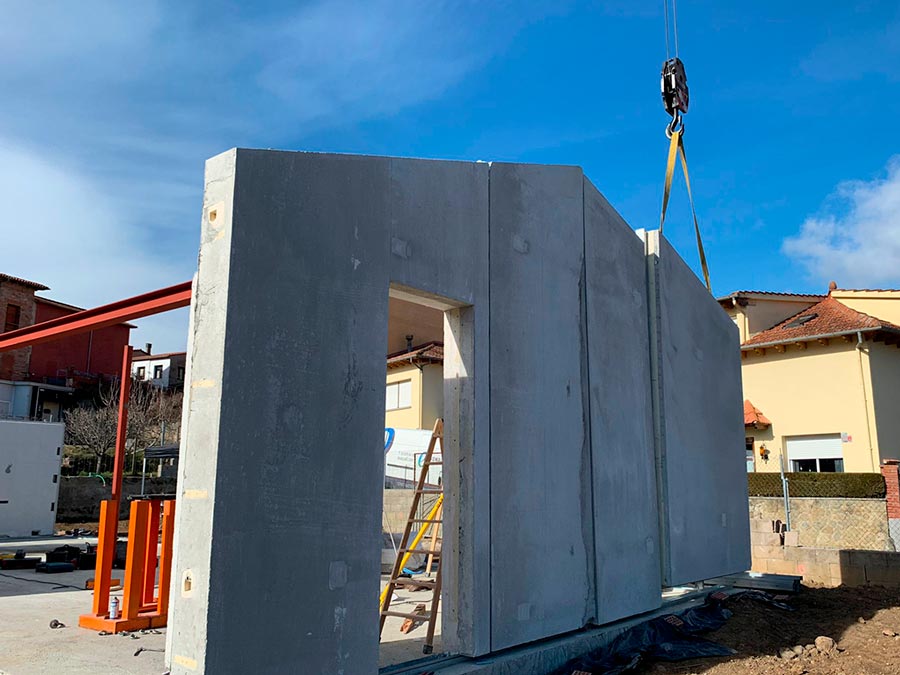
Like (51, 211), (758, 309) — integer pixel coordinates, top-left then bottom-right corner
(663, 0), (671, 59)
(673, 0), (680, 57)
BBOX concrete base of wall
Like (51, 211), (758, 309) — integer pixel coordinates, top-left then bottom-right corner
(382, 589), (715, 675)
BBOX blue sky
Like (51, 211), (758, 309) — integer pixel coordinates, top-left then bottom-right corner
(1, 1), (898, 352)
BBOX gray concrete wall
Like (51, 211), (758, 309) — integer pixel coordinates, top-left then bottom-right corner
(647, 231), (751, 586)
(168, 150), (750, 674)
(488, 163), (593, 649)
(0, 420), (63, 536)
(169, 151), (491, 673)
(583, 183), (662, 623)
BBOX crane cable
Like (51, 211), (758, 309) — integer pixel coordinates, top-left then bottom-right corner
(658, 0), (711, 293)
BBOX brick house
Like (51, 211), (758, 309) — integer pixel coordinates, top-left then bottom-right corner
(0, 272), (132, 420)
(0, 273), (45, 381)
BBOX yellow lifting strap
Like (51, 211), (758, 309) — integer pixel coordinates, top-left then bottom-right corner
(658, 129), (712, 292)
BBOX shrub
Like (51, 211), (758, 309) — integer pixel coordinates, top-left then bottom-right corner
(748, 472), (886, 499)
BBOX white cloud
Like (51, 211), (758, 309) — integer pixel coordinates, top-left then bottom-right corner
(783, 157), (900, 287)
(0, 2), (550, 352)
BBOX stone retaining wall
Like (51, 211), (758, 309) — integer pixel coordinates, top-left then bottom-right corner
(750, 517), (900, 587)
(57, 476), (177, 522)
(749, 496), (891, 551)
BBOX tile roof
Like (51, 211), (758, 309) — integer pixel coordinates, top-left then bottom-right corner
(0, 273), (49, 291)
(742, 296), (900, 348)
(132, 351), (186, 362)
(833, 288), (900, 293)
(718, 290), (826, 301)
(386, 341), (443, 368)
(744, 399), (771, 428)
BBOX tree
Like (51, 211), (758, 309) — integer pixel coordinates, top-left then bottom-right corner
(64, 397), (118, 473)
(64, 379), (183, 473)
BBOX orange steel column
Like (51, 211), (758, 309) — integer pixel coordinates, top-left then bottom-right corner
(153, 500), (177, 625)
(81, 345), (133, 629)
(111, 345), (133, 503)
(121, 500), (151, 621)
(87, 500), (118, 618)
(142, 499), (161, 609)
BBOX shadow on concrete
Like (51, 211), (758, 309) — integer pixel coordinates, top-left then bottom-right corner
(0, 568), (94, 599)
(630, 584), (900, 674)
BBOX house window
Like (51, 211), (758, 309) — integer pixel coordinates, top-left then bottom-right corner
(154, 365), (163, 379)
(177, 367), (185, 380)
(786, 434), (844, 473)
(137, 366), (146, 379)
(385, 380), (412, 411)
(745, 437), (755, 473)
(4, 304), (21, 332)
(794, 458), (845, 472)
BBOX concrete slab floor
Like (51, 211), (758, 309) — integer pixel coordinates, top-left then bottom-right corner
(0, 570), (165, 675)
(0, 565), (439, 673)
(380, 573), (443, 668)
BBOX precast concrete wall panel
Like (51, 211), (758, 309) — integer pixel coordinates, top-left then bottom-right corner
(174, 150), (395, 674)
(385, 157), (492, 656)
(169, 150), (493, 673)
(583, 181), (662, 623)
(488, 163), (594, 650)
(647, 232), (751, 586)
(168, 149), (752, 673)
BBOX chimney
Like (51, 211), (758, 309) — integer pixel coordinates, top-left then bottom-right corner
(145, 342), (152, 355)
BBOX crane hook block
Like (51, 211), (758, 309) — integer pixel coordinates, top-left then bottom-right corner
(661, 57), (689, 117)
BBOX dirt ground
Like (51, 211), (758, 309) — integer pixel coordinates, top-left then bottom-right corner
(638, 585), (900, 675)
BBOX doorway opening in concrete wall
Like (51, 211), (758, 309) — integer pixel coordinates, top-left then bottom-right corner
(380, 284), (474, 669)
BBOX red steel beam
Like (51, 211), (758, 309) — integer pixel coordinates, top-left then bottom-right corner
(0, 281), (192, 352)
(111, 345), (133, 502)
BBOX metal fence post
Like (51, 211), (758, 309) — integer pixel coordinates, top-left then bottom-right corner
(780, 451), (792, 531)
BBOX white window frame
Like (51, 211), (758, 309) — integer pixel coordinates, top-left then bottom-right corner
(385, 379), (412, 411)
(786, 434), (844, 473)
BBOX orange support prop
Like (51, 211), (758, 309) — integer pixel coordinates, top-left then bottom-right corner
(154, 500), (177, 625)
(79, 499), (176, 633)
(121, 501), (151, 622)
(0, 281), (189, 635)
(141, 499), (161, 610)
(87, 500), (118, 618)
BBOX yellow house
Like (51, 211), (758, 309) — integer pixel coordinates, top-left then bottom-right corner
(385, 341), (443, 430)
(719, 284), (900, 474)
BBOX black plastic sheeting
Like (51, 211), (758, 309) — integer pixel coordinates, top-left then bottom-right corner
(553, 590), (794, 675)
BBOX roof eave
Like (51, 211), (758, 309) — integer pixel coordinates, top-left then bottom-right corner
(740, 327), (891, 350)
